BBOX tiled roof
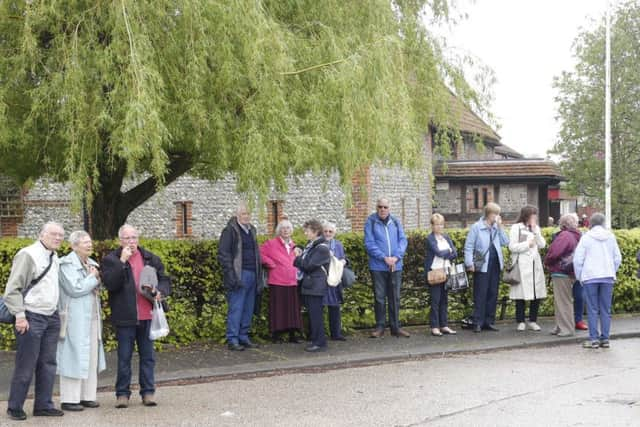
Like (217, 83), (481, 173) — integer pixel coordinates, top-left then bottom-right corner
(494, 144), (523, 159)
(434, 159), (563, 181)
(449, 91), (501, 142)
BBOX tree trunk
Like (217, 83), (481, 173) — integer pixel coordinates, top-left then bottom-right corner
(90, 153), (194, 239)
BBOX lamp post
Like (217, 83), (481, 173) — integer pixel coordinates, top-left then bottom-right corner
(604, 1), (612, 228)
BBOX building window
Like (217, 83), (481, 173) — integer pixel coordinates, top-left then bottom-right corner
(482, 187), (489, 208)
(473, 188), (479, 209)
(267, 200), (285, 233)
(174, 201), (193, 238)
(0, 187), (23, 218)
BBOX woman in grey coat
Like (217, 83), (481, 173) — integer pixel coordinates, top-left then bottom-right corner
(57, 230), (106, 411)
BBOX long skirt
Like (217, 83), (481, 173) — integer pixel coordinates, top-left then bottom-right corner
(269, 285), (302, 333)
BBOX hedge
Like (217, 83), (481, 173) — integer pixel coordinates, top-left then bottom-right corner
(1, 228), (639, 351)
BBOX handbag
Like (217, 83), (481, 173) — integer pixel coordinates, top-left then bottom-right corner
(502, 255), (521, 286)
(0, 252), (54, 324)
(341, 267), (356, 288)
(445, 264), (470, 292)
(473, 230), (496, 271)
(427, 268), (447, 285)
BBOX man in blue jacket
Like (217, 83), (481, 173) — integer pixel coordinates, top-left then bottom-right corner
(364, 198), (410, 338)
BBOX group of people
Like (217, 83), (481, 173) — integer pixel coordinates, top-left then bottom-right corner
(430, 202), (621, 350)
(3, 222), (170, 421)
(2, 199), (624, 421)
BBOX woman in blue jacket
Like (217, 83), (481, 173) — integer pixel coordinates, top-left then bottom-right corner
(57, 230), (106, 411)
(425, 214), (458, 336)
(463, 203), (509, 333)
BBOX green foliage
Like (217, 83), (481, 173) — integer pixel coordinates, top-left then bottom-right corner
(551, 1), (640, 228)
(0, 1), (490, 238)
(2, 227), (638, 350)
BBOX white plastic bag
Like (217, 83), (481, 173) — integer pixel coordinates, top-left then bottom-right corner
(149, 300), (170, 340)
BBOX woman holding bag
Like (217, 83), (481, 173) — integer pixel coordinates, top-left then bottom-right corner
(57, 230), (106, 411)
(425, 214), (458, 336)
(509, 205), (547, 332)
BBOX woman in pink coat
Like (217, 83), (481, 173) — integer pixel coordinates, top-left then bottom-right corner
(260, 220), (303, 343)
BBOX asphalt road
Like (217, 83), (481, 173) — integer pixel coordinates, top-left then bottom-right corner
(4, 338), (640, 427)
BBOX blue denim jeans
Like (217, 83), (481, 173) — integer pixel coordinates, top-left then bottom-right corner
(584, 282), (613, 342)
(370, 270), (402, 332)
(115, 320), (155, 398)
(573, 281), (585, 323)
(9, 311), (60, 411)
(226, 269), (256, 345)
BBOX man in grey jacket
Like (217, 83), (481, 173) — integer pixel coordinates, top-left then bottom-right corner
(4, 222), (65, 421)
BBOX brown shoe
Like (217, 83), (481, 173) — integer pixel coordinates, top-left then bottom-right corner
(392, 328), (411, 338)
(370, 328), (384, 338)
(142, 395), (157, 407)
(115, 396), (129, 409)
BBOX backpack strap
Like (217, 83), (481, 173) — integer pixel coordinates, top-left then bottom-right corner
(22, 251), (54, 297)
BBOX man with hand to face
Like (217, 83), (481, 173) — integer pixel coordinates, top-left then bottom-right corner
(102, 224), (171, 409)
(4, 221), (65, 421)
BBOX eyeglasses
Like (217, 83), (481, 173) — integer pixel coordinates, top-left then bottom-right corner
(323, 230), (334, 234)
(377, 205), (389, 209)
(120, 236), (138, 241)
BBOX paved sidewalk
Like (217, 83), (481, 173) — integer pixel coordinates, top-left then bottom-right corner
(1, 315), (638, 401)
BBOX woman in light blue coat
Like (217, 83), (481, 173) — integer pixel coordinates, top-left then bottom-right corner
(57, 230), (106, 411)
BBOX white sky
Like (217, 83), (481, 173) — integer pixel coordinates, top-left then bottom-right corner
(438, 0), (607, 157)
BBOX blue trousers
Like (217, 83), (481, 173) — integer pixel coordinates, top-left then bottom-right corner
(305, 295), (327, 347)
(584, 282), (613, 341)
(573, 281), (585, 323)
(8, 311), (60, 411)
(115, 320), (155, 398)
(370, 270), (402, 332)
(429, 284), (449, 328)
(226, 269), (256, 345)
(472, 257), (500, 327)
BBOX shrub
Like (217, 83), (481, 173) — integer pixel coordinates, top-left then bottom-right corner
(1, 227), (639, 350)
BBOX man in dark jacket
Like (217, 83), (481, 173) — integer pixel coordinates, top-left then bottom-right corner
(102, 224), (171, 409)
(218, 203), (264, 351)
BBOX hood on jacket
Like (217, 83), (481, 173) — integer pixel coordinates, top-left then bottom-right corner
(586, 225), (613, 241)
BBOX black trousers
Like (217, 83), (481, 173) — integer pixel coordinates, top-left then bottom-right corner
(472, 251), (501, 327)
(327, 305), (342, 338)
(515, 299), (541, 323)
(305, 295), (327, 348)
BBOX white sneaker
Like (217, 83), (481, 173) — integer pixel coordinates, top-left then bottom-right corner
(528, 322), (541, 331)
(516, 322), (526, 332)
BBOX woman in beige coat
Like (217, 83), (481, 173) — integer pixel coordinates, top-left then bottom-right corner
(508, 205), (546, 331)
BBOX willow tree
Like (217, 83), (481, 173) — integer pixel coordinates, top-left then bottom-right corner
(0, 1), (484, 238)
(552, 1), (640, 228)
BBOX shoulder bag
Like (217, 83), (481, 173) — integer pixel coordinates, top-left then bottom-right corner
(0, 252), (54, 324)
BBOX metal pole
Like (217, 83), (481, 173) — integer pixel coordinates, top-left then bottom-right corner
(605, 2), (612, 228)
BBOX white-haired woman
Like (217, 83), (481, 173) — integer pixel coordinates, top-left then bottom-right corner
(322, 222), (347, 341)
(544, 214), (581, 337)
(260, 220), (303, 343)
(57, 230), (106, 411)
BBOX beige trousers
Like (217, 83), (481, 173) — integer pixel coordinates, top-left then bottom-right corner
(60, 299), (99, 403)
(552, 276), (575, 335)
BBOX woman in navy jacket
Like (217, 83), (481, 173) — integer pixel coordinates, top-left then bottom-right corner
(425, 214), (458, 336)
(294, 219), (331, 352)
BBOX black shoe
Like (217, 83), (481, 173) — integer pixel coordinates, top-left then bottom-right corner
(240, 341), (260, 349)
(7, 408), (27, 421)
(288, 335), (303, 344)
(228, 343), (245, 351)
(33, 408), (64, 417)
(331, 336), (347, 341)
(483, 324), (499, 332)
(80, 401), (100, 408)
(473, 325), (482, 333)
(61, 403), (84, 412)
(304, 345), (327, 352)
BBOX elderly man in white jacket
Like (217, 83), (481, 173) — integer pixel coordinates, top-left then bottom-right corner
(573, 213), (622, 349)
